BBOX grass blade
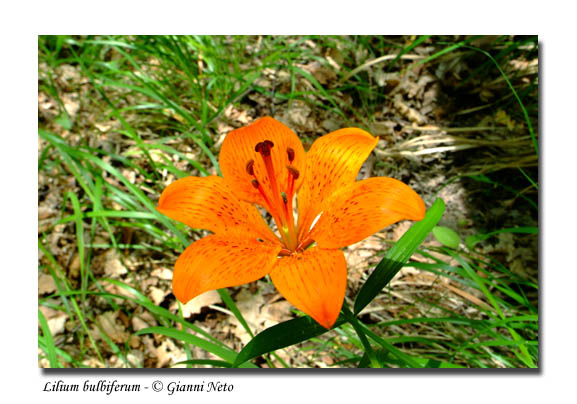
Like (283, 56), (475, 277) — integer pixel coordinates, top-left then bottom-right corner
(38, 309), (60, 368)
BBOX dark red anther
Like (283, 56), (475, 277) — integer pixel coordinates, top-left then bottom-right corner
(255, 140), (274, 156)
(278, 248), (293, 257)
(246, 159), (255, 176)
(251, 179), (260, 189)
(287, 147), (295, 163)
(287, 165), (300, 180)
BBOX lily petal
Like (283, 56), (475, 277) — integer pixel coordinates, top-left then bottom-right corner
(310, 177), (426, 249)
(297, 128), (378, 240)
(220, 117), (306, 210)
(270, 247), (347, 329)
(157, 175), (278, 243)
(173, 234), (282, 303)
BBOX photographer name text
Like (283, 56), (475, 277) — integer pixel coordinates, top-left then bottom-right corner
(43, 380), (234, 395)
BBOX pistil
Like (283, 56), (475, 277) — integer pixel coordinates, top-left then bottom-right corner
(283, 165), (299, 250)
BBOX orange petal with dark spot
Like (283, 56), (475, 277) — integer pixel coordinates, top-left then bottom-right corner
(310, 177), (426, 249)
(220, 117), (306, 209)
(270, 247), (347, 329)
(173, 235), (282, 303)
(157, 175), (279, 243)
(297, 128), (378, 240)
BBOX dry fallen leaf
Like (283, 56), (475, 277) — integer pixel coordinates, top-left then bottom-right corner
(132, 315), (155, 332)
(38, 205), (56, 221)
(227, 288), (265, 344)
(38, 273), (57, 295)
(170, 290), (222, 317)
(344, 235), (383, 284)
(150, 267), (173, 281)
(148, 286), (167, 305)
(155, 338), (186, 368)
(103, 250), (128, 277)
(394, 95), (426, 125)
(82, 358), (105, 368)
(261, 300), (293, 329)
(287, 101), (313, 130)
(95, 311), (129, 344)
(39, 306), (68, 336)
(68, 254), (81, 279)
(48, 315), (67, 336)
(103, 281), (139, 302)
(61, 93), (80, 119)
(224, 104), (252, 125)
(224, 287), (293, 345)
(38, 91), (59, 120)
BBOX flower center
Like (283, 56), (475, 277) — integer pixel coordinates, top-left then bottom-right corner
(245, 140), (302, 251)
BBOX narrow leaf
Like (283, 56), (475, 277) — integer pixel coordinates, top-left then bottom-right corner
(218, 289), (254, 338)
(234, 315), (346, 367)
(433, 226), (460, 249)
(38, 309), (60, 368)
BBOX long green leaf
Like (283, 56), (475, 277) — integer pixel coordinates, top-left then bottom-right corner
(341, 305), (379, 367)
(354, 198), (445, 315)
(66, 192), (87, 305)
(38, 309), (60, 368)
(234, 315), (346, 367)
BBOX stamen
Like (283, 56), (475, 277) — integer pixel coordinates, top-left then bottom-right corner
(255, 139), (282, 210)
(287, 165), (300, 180)
(246, 159), (255, 176)
(255, 140), (274, 156)
(278, 248), (293, 257)
(252, 179), (276, 219)
(253, 139), (300, 251)
(286, 165), (299, 202)
(296, 236), (315, 253)
(287, 147), (295, 163)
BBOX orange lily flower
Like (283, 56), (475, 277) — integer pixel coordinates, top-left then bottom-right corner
(157, 117), (425, 329)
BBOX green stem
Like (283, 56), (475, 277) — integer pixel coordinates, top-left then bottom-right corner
(341, 303), (379, 368)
